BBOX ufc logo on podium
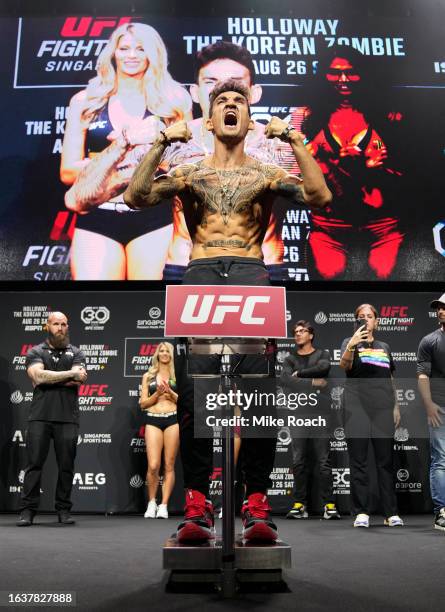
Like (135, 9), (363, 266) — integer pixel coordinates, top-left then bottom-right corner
(165, 285), (287, 337)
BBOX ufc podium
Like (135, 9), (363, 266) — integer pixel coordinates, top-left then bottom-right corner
(163, 285), (291, 597)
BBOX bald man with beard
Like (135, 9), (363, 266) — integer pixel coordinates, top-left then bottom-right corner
(17, 312), (87, 527)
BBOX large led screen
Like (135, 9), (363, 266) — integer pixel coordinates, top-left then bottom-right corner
(0, 6), (444, 281)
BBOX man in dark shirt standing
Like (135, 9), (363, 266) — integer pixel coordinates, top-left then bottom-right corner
(16, 312), (87, 527)
(280, 320), (340, 520)
(417, 293), (445, 531)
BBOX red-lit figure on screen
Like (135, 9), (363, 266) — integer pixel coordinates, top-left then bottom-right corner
(298, 46), (404, 280)
(60, 23), (192, 279)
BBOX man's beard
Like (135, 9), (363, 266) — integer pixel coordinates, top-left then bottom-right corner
(48, 331), (70, 349)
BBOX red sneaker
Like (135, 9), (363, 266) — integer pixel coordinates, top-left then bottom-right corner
(241, 493), (278, 542)
(176, 489), (214, 543)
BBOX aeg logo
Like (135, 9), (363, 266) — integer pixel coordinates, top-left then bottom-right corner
(380, 306), (408, 317)
(60, 17), (131, 38)
(180, 294), (270, 325)
(79, 384), (108, 396)
(73, 472), (106, 485)
(12, 430), (25, 444)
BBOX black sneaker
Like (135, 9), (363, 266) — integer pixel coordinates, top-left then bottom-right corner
(434, 507), (445, 532)
(16, 509), (35, 527)
(58, 511), (75, 525)
(323, 503), (341, 520)
(286, 502), (308, 519)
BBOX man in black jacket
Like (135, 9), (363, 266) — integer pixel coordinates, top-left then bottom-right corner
(280, 320), (340, 519)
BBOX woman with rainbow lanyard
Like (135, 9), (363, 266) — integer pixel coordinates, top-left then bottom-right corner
(340, 303), (403, 528)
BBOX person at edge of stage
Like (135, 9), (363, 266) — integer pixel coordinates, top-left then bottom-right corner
(280, 319), (340, 520)
(339, 303), (404, 528)
(17, 312), (87, 527)
(139, 342), (179, 519)
(417, 292), (445, 532)
(123, 79), (331, 543)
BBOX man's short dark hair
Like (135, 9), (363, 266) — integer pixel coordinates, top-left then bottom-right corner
(195, 40), (255, 84)
(208, 80), (251, 117)
(293, 320), (315, 339)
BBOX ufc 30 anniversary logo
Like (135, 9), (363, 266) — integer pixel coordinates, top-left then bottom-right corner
(81, 306), (110, 330)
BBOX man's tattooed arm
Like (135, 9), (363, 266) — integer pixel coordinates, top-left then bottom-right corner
(269, 165), (329, 209)
(271, 172), (306, 205)
(123, 137), (170, 209)
(264, 117), (332, 208)
(124, 121), (193, 209)
(27, 363), (83, 386)
(286, 131), (332, 208)
(65, 136), (130, 213)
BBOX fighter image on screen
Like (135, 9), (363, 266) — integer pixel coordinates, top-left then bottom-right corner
(161, 41), (287, 280)
(60, 22), (192, 279)
(123, 80), (331, 543)
(300, 46), (404, 280)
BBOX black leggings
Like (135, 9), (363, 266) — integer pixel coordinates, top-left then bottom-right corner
(175, 257), (276, 498)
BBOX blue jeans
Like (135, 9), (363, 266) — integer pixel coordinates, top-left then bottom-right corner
(429, 422), (445, 512)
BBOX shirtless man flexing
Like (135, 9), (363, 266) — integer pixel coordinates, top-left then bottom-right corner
(124, 79), (331, 543)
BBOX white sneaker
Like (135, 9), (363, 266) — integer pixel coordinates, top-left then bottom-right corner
(384, 515), (404, 527)
(218, 508), (223, 519)
(144, 500), (157, 518)
(353, 513), (369, 528)
(156, 504), (168, 519)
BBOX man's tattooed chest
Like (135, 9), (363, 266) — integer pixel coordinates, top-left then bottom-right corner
(189, 164), (270, 225)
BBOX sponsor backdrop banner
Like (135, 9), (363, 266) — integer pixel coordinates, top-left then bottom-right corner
(0, 290), (435, 514)
(0, 1), (444, 282)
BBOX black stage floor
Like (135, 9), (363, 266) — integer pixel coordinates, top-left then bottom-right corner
(0, 514), (443, 611)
